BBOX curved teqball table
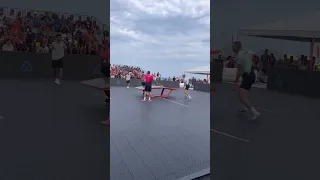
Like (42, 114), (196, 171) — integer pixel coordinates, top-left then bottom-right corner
(135, 85), (176, 98)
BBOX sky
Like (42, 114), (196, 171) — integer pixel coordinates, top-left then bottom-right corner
(211, 0), (320, 57)
(110, 0), (210, 77)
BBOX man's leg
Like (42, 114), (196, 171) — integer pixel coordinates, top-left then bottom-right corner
(143, 91), (147, 101)
(101, 102), (110, 126)
(239, 79), (260, 120)
(148, 90), (152, 101)
(184, 85), (191, 99)
(104, 90), (110, 103)
(52, 61), (57, 82)
(53, 68), (57, 80)
(58, 68), (63, 80)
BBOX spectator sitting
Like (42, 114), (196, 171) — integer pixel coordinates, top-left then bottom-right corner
(37, 43), (49, 53)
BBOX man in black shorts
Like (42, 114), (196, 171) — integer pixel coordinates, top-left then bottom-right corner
(51, 34), (67, 85)
(143, 71), (157, 102)
(233, 41), (260, 120)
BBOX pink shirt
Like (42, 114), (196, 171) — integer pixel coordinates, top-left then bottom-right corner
(144, 74), (153, 84)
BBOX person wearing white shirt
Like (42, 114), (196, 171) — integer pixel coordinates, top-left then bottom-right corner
(51, 34), (67, 85)
(125, 73), (131, 88)
(2, 40), (14, 51)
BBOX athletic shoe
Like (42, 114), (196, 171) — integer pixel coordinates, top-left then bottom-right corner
(148, 99), (152, 102)
(54, 79), (60, 85)
(142, 99), (146, 102)
(127, 86), (129, 88)
(252, 113), (261, 120)
(188, 96), (192, 99)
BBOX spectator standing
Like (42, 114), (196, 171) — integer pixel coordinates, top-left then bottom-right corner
(51, 34), (67, 85)
(126, 73), (131, 88)
(260, 49), (270, 74)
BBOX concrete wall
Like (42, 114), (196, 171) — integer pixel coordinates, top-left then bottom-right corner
(0, 52), (102, 80)
(110, 78), (180, 88)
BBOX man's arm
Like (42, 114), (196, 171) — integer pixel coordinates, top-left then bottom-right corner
(235, 64), (244, 84)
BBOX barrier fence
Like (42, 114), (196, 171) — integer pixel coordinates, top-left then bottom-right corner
(0, 52), (102, 80)
(267, 67), (320, 97)
(193, 83), (210, 92)
(110, 78), (180, 88)
(211, 59), (223, 82)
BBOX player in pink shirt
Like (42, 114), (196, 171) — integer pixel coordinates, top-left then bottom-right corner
(143, 71), (158, 102)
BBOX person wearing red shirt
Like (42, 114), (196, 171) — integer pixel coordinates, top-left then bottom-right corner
(143, 71), (157, 102)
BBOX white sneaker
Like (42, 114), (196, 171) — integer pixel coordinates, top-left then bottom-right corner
(252, 112), (261, 120)
(188, 96), (192, 99)
(55, 79), (60, 85)
(127, 86), (129, 88)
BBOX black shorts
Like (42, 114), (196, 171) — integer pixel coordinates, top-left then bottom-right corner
(141, 82), (146, 86)
(126, 80), (130, 84)
(144, 84), (152, 92)
(185, 84), (190, 90)
(240, 71), (256, 90)
(52, 58), (64, 68)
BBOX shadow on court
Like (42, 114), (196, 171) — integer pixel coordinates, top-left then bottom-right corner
(211, 83), (320, 180)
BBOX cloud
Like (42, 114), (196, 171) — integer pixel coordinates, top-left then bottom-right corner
(187, 65), (210, 71)
(110, 0), (210, 77)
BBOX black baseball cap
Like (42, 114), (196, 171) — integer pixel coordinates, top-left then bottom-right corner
(147, 71), (150, 74)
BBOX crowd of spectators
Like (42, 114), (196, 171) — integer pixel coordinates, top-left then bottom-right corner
(0, 7), (108, 54)
(220, 49), (318, 72)
(110, 64), (210, 84)
(216, 48), (320, 83)
(110, 64), (145, 79)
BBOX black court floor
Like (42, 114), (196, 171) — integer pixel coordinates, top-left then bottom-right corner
(0, 79), (109, 180)
(211, 83), (320, 180)
(110, 87), (210, 180)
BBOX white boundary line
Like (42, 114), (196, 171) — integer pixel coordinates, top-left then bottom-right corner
(257, 107), (275, 113)
(160, 98), (189, 107)
(211, 129), (251, 143)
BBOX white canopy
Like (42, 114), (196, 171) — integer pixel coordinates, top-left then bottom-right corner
(185, 65), (210, 75)
(184, 70), (210, 75)
(238, 11), (320, 42)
